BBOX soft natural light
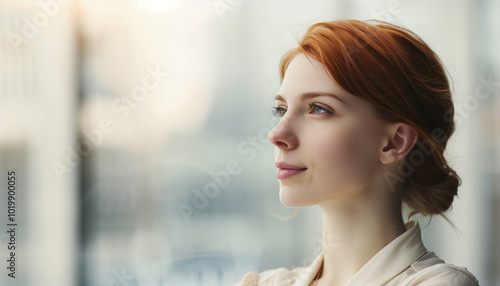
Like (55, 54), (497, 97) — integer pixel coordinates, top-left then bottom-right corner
(137, 0), (179, 13)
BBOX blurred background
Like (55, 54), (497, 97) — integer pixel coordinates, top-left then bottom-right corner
(0, 0), (498, 285)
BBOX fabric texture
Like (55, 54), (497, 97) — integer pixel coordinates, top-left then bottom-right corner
(234, 221), (479, 286)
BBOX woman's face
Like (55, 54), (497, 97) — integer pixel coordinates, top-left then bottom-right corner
(269, 53), (389, 207)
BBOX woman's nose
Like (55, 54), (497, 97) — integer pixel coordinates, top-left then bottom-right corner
(268, 117), (298, 150)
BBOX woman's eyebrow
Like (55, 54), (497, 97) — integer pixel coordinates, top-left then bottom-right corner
(275, 92), (347, 105)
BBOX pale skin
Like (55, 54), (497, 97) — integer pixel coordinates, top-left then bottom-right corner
(268, 53), (419, 286)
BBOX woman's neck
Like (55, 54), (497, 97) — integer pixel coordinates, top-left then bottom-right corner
(315, 192), (406, 286)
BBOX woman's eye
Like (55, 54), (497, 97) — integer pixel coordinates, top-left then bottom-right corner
(272, 107), (287, 118)
(309, 103), (331, 114)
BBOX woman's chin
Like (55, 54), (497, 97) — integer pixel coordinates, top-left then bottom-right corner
(279, 189), (315, 208)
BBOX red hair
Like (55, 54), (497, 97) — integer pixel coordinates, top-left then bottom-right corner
(280, 19), (460, 217)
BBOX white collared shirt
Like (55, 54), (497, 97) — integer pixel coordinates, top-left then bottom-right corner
(235, 221), (479, 286)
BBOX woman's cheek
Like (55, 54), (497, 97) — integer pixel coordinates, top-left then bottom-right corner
(320, 130), (369, 177)
(346, 127), (380, 179)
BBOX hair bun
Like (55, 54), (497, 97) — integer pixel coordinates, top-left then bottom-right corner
(402, 160), (461, 217)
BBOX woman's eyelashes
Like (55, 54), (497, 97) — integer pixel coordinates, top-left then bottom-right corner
(272, 106), (287, 117)
(308, 103), (332, 115)
(272, 103), (333, 118)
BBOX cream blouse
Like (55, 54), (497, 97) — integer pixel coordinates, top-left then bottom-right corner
(234, 221), (479, 286)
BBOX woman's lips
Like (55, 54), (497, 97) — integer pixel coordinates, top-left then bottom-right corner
(275, 162), (307, 179)
(277, 168), (306, 179)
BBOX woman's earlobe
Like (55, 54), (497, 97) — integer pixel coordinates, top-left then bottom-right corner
(380, 148), (398, 165)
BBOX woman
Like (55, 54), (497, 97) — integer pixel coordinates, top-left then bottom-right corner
(235, 19), (479, 286)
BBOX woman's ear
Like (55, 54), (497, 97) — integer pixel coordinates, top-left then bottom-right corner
(380, 123), (418, 165)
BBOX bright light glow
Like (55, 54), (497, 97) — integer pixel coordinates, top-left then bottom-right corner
(137, 0), (179, 13)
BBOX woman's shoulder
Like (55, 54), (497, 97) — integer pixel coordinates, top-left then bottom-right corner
(233, 266), (307, 286)
(395, 252), (479, 286)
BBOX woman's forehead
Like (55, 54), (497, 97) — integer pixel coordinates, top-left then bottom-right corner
(278, 54), (335, 96)
(277, 53), (358, 106)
